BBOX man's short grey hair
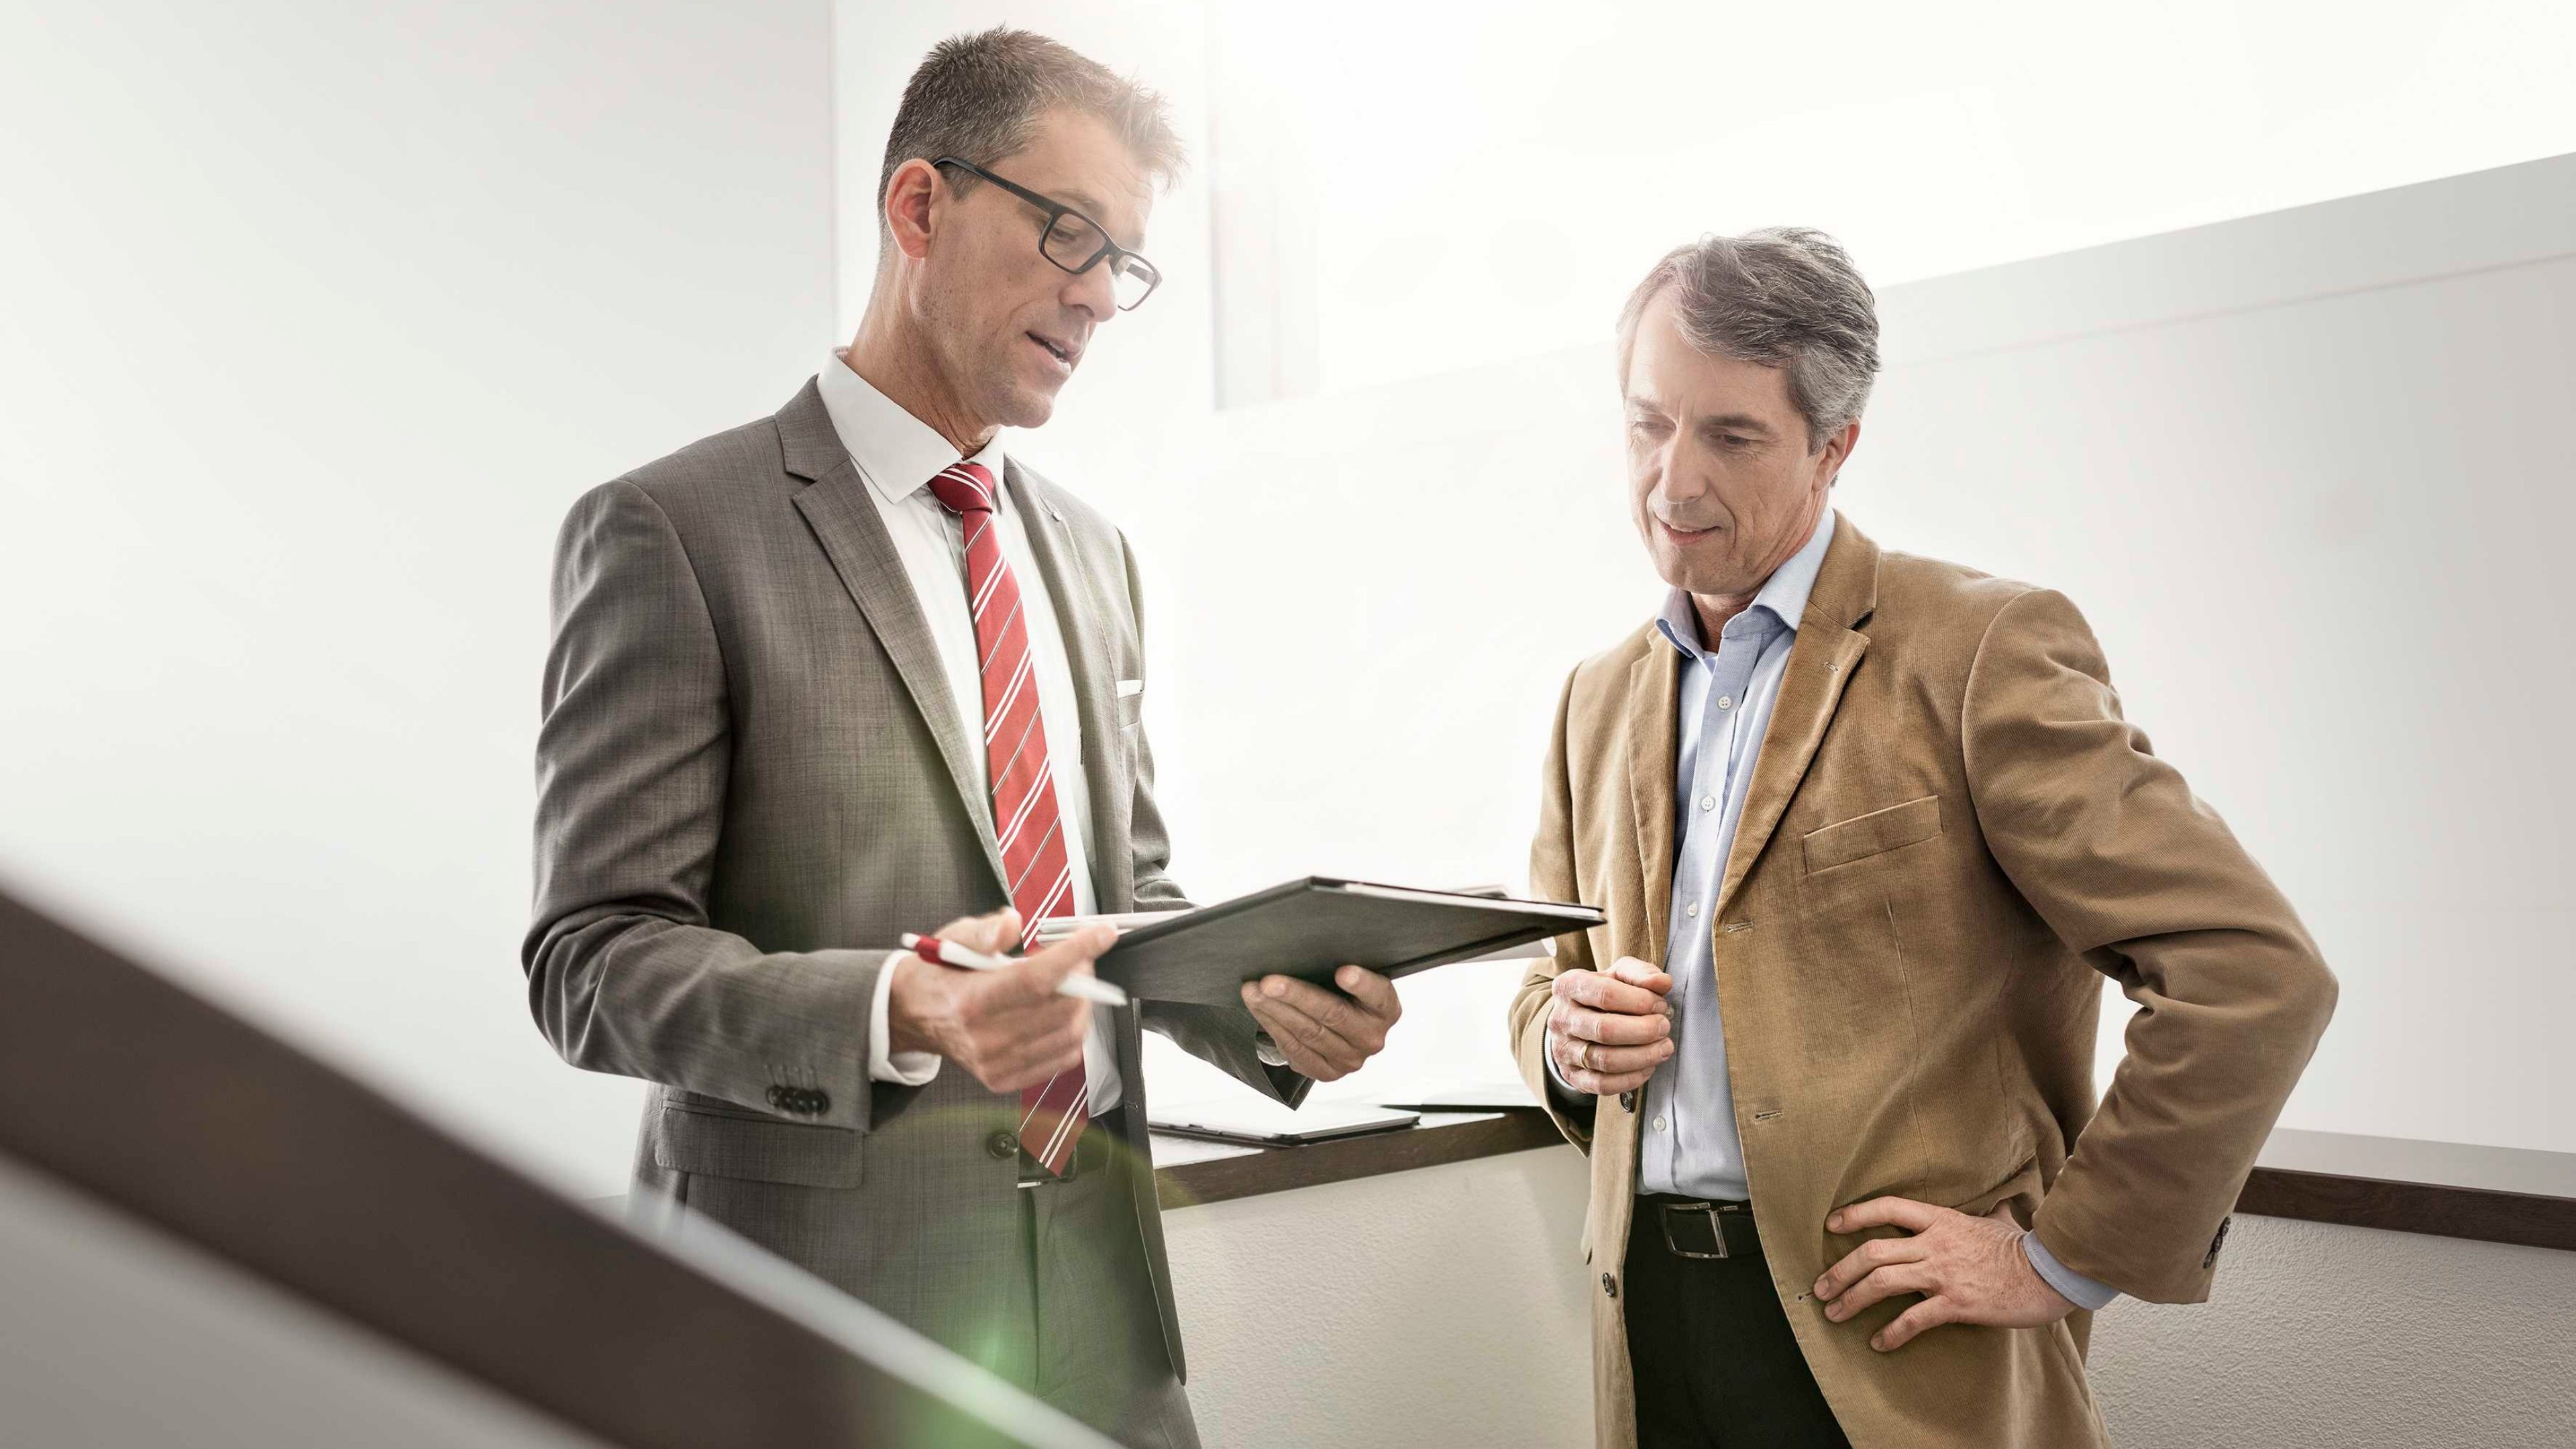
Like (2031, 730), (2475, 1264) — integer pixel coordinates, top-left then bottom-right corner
(877, 28), (1185, 254)
(1617, 227), (1882, 452)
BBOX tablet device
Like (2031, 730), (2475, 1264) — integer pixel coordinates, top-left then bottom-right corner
(1039, 877), (1603, 1008)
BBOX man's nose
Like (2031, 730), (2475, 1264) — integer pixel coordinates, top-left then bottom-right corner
(1653, 443), (1705, 504)
(1063, 258), (1117, 323)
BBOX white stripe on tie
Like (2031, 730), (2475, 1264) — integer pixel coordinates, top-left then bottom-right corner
(1006, 815), (1064, 898)
(998, 758), (1052, 851)
(984, 651), (1035, 741)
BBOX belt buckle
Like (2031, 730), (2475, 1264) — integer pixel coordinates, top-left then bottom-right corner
(1660, 1200), (1730, 1260)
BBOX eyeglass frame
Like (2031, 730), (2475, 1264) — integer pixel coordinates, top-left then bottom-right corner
(929, 155), (1162, 311)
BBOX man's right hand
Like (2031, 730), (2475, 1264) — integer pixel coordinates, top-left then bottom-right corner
(1546, 955), (1676, 1095)
(885, 910), (1115, 1094)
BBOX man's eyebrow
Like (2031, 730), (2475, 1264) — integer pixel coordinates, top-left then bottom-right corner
(1696, 413), (1776, 436)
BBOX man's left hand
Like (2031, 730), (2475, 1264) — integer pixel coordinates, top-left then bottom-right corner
(1812, 1197), (2076, 1351)
(1239, 965), (1401, 1081)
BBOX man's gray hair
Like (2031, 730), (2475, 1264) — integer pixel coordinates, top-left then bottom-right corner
(1617, 227), (1882, 451)
(877, 28), (1185, 252)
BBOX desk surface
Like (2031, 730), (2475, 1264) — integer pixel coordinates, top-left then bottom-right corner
(1152, 1106), (2576, 1255)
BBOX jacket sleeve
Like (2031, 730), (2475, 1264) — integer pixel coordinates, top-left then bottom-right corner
(522, 480), (904, 1132)
(1111, 531), (1309, 1107)
(1510, 667), (1600, 1150)
(1964, 587), (2337, 1302)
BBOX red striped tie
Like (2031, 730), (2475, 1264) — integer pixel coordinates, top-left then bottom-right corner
(926, 461), (1087, 1176)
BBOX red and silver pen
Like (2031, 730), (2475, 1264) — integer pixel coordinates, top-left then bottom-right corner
(899, 932), (1129, 1008)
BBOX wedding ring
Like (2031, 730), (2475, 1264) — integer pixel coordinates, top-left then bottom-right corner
(1576, 1039), (1595, 1072)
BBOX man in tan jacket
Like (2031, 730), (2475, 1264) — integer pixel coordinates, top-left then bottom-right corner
(1507, 228), (2336, 1448)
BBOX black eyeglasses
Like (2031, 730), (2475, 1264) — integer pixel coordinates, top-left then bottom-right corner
(932, 156), (1163, 312)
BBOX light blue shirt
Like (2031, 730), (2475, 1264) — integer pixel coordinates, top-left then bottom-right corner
(1635, 510), (1835, 1203)
(1589, 510), (2118, 1310)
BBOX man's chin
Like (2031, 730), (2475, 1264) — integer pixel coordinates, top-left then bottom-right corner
(992, 378), (1063, 431)
(1650, 545), (1754, 600)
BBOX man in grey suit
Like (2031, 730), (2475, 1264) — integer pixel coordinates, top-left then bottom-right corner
(523, 29), (1404, 1448)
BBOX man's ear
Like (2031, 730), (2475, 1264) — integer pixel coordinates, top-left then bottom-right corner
(882, 157), (943, 264)
(1818, 419), (1862, 485)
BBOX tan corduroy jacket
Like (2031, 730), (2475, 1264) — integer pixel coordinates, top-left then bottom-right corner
(1509, 513), (2336, 1449)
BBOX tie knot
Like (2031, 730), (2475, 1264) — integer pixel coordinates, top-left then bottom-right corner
(927, 461), (997, 517)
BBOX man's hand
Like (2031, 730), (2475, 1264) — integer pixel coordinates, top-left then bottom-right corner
(1813, 1197), (2076, 1351)
(885, 909), (1114, 1094)
(1238, 965), (1402, 1082)
(1546, 956), (1675, 1095)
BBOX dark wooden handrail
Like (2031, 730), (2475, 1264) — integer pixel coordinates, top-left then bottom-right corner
(0, 885), (1112, 1449)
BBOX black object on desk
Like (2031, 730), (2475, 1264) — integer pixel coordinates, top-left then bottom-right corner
(1080, 876), (1603, 1008)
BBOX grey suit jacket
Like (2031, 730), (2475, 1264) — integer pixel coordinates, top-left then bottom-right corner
(524, 378), (1305, 1381)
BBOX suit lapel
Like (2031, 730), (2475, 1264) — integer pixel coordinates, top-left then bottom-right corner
(1714, 513), (1880, 916)
(1006, 460), (1132, 911)
(1625, 643), (1680, 964)
(776, 381), (1010, 894)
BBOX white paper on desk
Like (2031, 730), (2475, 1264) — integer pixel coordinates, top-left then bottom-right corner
(1150, 1095), (1419, 1144)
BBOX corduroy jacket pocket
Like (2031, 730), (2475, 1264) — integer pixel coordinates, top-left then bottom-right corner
(1803, 794), (1943, 873)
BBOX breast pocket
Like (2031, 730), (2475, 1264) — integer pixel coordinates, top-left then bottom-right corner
(1802, 794), (1942, 873)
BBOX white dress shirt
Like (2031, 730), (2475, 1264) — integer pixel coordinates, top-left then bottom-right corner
(816, 353), (1122, 1114)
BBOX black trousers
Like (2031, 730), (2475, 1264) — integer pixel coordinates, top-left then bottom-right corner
(1621, 1195), (1851, 1449)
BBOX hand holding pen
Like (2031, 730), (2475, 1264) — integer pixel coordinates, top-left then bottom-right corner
(881, 909), (1123, 1095)
(903, 932), (1128, 1008)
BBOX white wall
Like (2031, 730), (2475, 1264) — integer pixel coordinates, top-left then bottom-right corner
(1164, 1145), (1598, 1448)
(2089, 1214), (2576, 1448)
(1163, 1148), (2576, 1449)
(0, 0), (838, 1195)
(1206, 0), (2576, 397)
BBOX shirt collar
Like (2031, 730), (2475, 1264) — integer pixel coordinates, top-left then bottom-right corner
(816, 350), (1010, 513)
(1654, 508), (1839, 660)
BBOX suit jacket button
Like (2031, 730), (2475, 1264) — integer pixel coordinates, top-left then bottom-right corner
(766, 1085), (790, 1111)
(800, 1089), (828, 1116)
(986, 1130), (1019, 1161)
(1601, 1273), (1618, 1299)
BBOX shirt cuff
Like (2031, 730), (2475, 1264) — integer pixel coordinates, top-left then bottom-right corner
(868, 949), (942, 1086)
(1539, 1032), (1595, 1110)
(2022, 1231), (2120, 1311)
(1543, 1034), (1574, 1091)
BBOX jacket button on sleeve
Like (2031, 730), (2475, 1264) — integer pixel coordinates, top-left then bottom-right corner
(986, 1130), (1020, 1161)
(765, 1085), (790, 1112)
(1601, 1273), (1618, 1299)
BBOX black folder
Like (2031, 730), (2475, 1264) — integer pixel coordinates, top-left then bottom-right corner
(1077, 877), (1604, 1008)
